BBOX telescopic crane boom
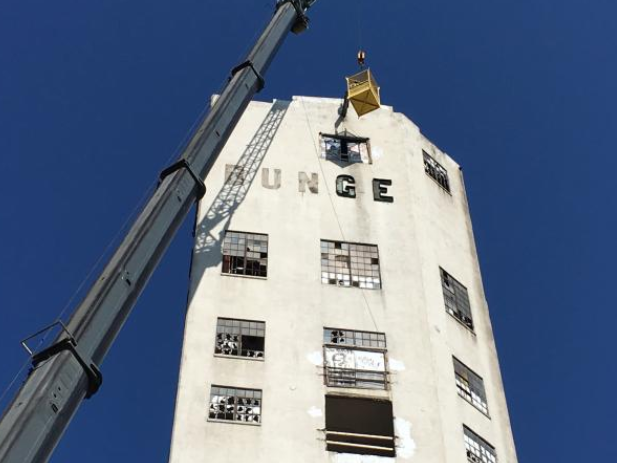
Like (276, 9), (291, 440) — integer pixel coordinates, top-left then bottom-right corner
(0, 2), (317, 461)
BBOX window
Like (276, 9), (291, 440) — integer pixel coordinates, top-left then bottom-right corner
(321, 240), (381, 289)
(323, 328), (387, 389)
(208, 386), (262, 424)
(222, 231), (268, 277)
(453, 357), (488, 415)
(464, 426), (497, 463)
(423, 151), (450, 192)
(325, 396), (395, 457)
(321, 132), (371, 164)
(441, 268), (473, 330)
(215, 318), (265, 359)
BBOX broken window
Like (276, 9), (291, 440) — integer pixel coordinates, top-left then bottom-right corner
(324, 328), (387, 349)
(321, 240), (381, 289)
(323, 328), (387, 389)
(441, 268), (474, 330)
(222, 231), (268, 277)
(325, 396), (395, 457)
(453, 357), (488, 415)
(215, 318), (265, 359)
(464, 426), (497, 463)
(321, 133), (371, 164)
(423, 151), (450, 192)
(208, 386), (262, 424)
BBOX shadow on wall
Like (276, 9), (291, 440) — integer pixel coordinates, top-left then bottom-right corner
(187, 99), (290, 300)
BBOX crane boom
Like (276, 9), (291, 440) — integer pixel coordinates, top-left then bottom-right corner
(0, 2), (317, 461)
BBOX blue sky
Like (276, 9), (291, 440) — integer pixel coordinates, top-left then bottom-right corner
(0, 0), (615, 461)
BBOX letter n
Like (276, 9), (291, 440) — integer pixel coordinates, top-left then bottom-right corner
(298, 172), (319, 194)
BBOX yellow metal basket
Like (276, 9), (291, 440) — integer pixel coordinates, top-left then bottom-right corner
(345, 69), (380, 117)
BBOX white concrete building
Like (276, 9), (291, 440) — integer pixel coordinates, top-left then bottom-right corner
(168, 96), (518, 463)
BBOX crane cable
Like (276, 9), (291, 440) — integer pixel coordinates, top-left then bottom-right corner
(356, 0), (365, 69)
(299, 97), (380, 333)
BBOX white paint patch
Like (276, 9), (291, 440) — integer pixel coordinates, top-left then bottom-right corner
(372, 146), (384, 160)
(388, 358), (406, 371)
(331, 453), (394, 463)
(307, 406), (323, 418)
(394, 417), (416, 459)
(307, 351), (323, 365)
(329, 418), (416, 462)
(332, 418), (416, 463)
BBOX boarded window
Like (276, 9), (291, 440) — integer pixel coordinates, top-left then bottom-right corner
(441, 268), (473, 330)
(208, 386), (262, 424)
(323, 328), (387, 389)
(215, 318), (265, 359)
(222, 231), (268, 277)
(321, 133), (371, 164)
(464, 426), (497, 463)
(321, 240), (381, 290)
(453, 357), (488, 415)
(423, 151), (450, 192)
(325, 396), (395, 457)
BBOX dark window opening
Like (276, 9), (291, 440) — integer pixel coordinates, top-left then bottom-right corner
(209, 386), (262, 424)
(464, 426), (497, 463)
(423, 151), (450, 192)
(215, 318), (265, 359)
(323, 328), (388, 390)
(453, 357), (489, 415)
(321, 240), (381, 289)
(222, 231), (268, 277)
(321, 133), (371, 164)
(441, 268), (474, 330)
(325, 396), (395, 457)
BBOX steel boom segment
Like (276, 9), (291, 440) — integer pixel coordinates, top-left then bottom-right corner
(0, 2), (316, 461)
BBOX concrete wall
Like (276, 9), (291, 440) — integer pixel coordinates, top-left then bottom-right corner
(168, 96), (518, 463)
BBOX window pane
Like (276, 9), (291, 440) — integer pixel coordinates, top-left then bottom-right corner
(215, 318), (265, 359)
(423, 151), (450, 192)
(221, 231), (268, 277)
(321, 240), (381, 290)
(453, 357), (489, 415)
(464, 426), (497, 463)
(441, 268), (474, 330)
(321, 133), (370, 164)
(209, 385), (262, 424)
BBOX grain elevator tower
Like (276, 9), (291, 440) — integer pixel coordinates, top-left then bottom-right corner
(168, 95), (518, 463)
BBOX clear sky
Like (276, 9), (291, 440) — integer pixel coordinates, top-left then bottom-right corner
(0, 0), (614, 462)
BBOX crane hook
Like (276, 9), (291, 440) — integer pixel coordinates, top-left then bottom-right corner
(357, 50), (366, 69)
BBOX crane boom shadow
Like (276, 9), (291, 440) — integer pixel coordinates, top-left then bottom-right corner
(187, 99), (290, 300)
